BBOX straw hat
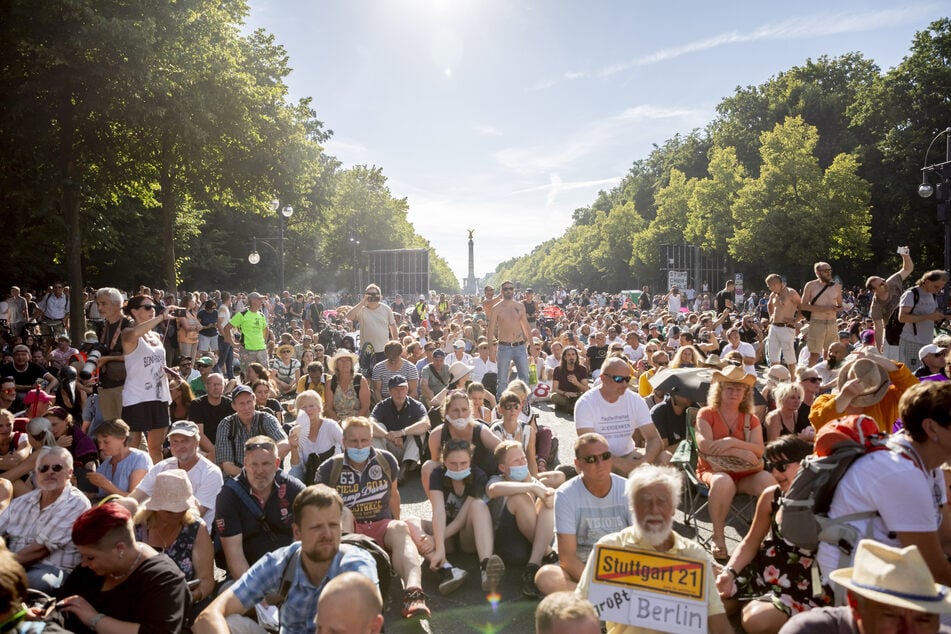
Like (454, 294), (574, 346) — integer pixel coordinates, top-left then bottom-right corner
(702, 353), (726, 369)
(830, 540), (951, 613)
(141, 469), (199, 514)
(711, 364), (756, 387)
(327, 349), (359, 374)
(835, 357), (890, 409)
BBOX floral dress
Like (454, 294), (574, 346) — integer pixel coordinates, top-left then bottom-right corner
(735, 494), (832, 616)
(135, 520), (202, 580)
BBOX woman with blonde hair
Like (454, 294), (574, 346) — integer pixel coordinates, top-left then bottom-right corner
(288, 390), (342, 484)
(324, 349), (369, 421)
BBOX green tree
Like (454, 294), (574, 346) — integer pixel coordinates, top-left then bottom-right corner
(685, 146), (748, 253)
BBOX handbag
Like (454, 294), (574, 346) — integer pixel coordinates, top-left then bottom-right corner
(699, 413), (763, 473)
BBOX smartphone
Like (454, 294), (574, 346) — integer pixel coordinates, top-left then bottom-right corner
(897, 246), (910, 255)
(172, 308), (187, 317)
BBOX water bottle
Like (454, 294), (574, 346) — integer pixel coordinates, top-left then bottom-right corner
(529, 361), (537, 385)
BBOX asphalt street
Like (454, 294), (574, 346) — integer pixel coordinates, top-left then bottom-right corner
(381, 400), (749, 633)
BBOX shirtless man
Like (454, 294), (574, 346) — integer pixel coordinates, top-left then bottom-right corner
(765, 273), (801, 374)
(482, 285), (501, 323)
(800, 262), (842, 366)
(867, 246), (914, 358)
(487, 281), (533, 399)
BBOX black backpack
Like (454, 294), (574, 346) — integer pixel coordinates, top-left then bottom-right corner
(884, 287), (919, 346)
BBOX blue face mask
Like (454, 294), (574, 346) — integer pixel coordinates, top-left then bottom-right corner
(508, 464), (530, 481)
(445, 467), (471, 481)
(347, 446), (371, 463)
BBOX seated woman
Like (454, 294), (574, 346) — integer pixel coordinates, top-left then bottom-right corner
(88, 419), (152, 498)
(466, 382), (494, 422)
(324, 349), (369, 421)
(168, 379), (194, 423)
(764, 382), (814, 443)
(497, 380), (557, 472)
(252, 379), (285, 426)
(486, 440), (560, 598)
(695, 365), (776, 561)
(243, 362), (279, 399)
(715, 437), (831, 634)
(288, 390), (342, 484)
(422, 391), (500, 498)
(58, 503), (189, 632)
(0, 409), (30, 480)
(489, 391), (565, 488)
(406, 438), (505, 597)
(46, 406), (99, 492)
(133, 469), (215, 622)
(669, 344), (702, 369)
(269, 344), (301, 399)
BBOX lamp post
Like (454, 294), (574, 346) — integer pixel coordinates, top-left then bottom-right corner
(349, 228), (360, 294)
(918, 126), (951, 275)
(248, 199), (294, 292)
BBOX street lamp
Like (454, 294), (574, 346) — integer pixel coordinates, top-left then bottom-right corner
(248, 199), (294, 292)
(918, 126), (951, 274)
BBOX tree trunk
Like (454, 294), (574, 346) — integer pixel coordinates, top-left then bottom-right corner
(60, 82), (85, 343)
(160, 137), (177, 296)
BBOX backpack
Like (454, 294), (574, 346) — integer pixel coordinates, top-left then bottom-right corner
(777, 414), (915, 556)
(884, 287), (919, 346)
(329, 373), (362, 398)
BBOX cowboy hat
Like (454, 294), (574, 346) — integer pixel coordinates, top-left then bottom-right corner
(829, 540), (951, 614)
(327, 349), (359, 374)
(836, 357), (890, 409)
(702, 353), (726, 369)
(711, 363), (756, 387)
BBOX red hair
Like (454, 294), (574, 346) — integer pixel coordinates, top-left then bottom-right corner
(72, 503), (132, 546)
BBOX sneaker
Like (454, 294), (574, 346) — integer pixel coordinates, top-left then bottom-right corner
(522, 564), (542, 599)
(438, 566), (468, 595)
(541, 550), (560, 566)
(481, 554), (505, 593)
(401, 587), (431, 619)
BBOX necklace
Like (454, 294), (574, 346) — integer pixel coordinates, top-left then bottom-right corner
(149, 521), (181, 550)
(109, 546), (143, 580)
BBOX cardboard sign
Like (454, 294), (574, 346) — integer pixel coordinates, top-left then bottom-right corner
(587, 544), (708, 633)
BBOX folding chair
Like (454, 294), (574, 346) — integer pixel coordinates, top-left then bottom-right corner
(671, 407), (756, 545)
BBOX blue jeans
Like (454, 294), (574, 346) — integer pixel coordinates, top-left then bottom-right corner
(216, 337), (235, 379)
(27, 563), (64, 594)
(495, 342), (529, 399)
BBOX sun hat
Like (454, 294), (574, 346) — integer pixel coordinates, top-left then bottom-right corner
(447, 361), (475, 384)
(835, 357), (890, 409)
(711, 364), (756, 387)
(702, 353), (726, 369)
(141, 469), (199, 514)
(277, 344), (295, 355)
(327, 349), (359, 373)
(829, 540), (951, 614)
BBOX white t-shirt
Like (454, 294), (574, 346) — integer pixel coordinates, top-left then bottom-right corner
(816, 442), (945, 583)
(623, 344), (645, 365)
(722, 341), (757, 375)
(554, 473), (632, 564)
(573, 388), (652, 456)
(295, 411), (343, 464)
(134, 456), (223, 531)
(472, 356), (498, 383)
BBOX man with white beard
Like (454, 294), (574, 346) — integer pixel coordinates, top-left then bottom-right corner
(576, 465), (732, 634)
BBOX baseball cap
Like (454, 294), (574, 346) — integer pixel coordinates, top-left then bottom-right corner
(432, 349), (446, 358)
(231, 384), (253, 398)
(196, 356), (213, 367)
(167, 420), (200, 437)
(388, 375), (409, 389)
(248, 292), (263, 301)
(919, 344), (947, 361)
(453, 339), (466, 349)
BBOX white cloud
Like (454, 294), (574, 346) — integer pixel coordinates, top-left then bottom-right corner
(598, 8), (928, 77)
(494, 104), (708, 176)
(473, 124), (503, 137)
(323, 137), (370, 164)
(510, 173), (624, 207)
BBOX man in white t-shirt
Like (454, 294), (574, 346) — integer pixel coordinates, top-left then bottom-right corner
(346, 284), (398, 372)
(722, 328), (757, 375)
(816, 381), (951, 590)
(129, 420), (223, 530)
(622, 331), (645, 365)
(573, 357), (663, 475)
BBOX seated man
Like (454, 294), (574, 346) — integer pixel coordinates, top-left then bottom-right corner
(369, 374), (430, 479)
(195, 485), (378, 634)
(316, 416), (430, 620)
(535, 591), (601, 634)
(577, 464), (731, 634)
(780, 540), (951, 634)
(188, 356), (215, 397)
(187, 372), (232, 461)
(487, 440), (559, 599)
(215, 384), (289, 477)
(0, 446), (90, 592)
(130, 419), (223, 530)
(316, 571), (385, 634)
(535, 433), (632, 595)
(214, 436), (305, 581)
(574, 357), (663, 475)
(649, 391), (695, 460)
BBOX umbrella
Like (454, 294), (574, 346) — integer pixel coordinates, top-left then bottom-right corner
(648, 366), (766, 406)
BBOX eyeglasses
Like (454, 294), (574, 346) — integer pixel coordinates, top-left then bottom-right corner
(604, 374), (631, 384)
(765, 459), (794, 473)
(501, 403), (520, 411)
(245, 442), (276, 452)
(446, 439), (471, 451)
(579, 451), (612, 464)
(37, 463), (65, 474)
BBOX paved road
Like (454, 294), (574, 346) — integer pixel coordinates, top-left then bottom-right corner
(381, 400), (751, 633)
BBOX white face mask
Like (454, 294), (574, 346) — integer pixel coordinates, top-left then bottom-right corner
(448, 416), (469, 429)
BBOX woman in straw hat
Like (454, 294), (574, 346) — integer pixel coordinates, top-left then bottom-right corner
(696, 364), (776, 561)
(324, 348), (369, 421)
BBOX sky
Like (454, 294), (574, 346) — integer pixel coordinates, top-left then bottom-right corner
(245, 1), (942, 285)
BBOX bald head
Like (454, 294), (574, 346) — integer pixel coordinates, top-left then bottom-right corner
(316, 572), (383, 634)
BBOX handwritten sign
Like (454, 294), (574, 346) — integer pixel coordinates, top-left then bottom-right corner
(587, 545), (708, 633)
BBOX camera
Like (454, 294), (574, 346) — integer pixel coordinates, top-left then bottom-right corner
(172, 308), (187, 317)
(81, 349), (102, 380)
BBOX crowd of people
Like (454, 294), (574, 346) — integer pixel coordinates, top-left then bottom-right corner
(0, 248), (951, 632)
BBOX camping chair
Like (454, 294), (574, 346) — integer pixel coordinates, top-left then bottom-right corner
(671, 407), (756, 546)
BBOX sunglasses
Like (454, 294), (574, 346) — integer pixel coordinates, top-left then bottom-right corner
(446, 439), (471, 451)
(501, 403), (520, 410)
(579, 451), (612, 464)
(38, 463), (65, 474)
(138, 304), (156, 310)
(501, 287), (514, 292)
(802, 377), (821, 383)
(245, 442), (276, 452)
(765, 459), (794, 473)
(604, 374), (631, 384)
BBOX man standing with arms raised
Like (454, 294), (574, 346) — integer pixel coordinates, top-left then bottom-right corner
(488, 281), (533, 400)
(800, 262), (842, 367)
(347, 284), (398, 375)
(866, 246), (914, 358)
